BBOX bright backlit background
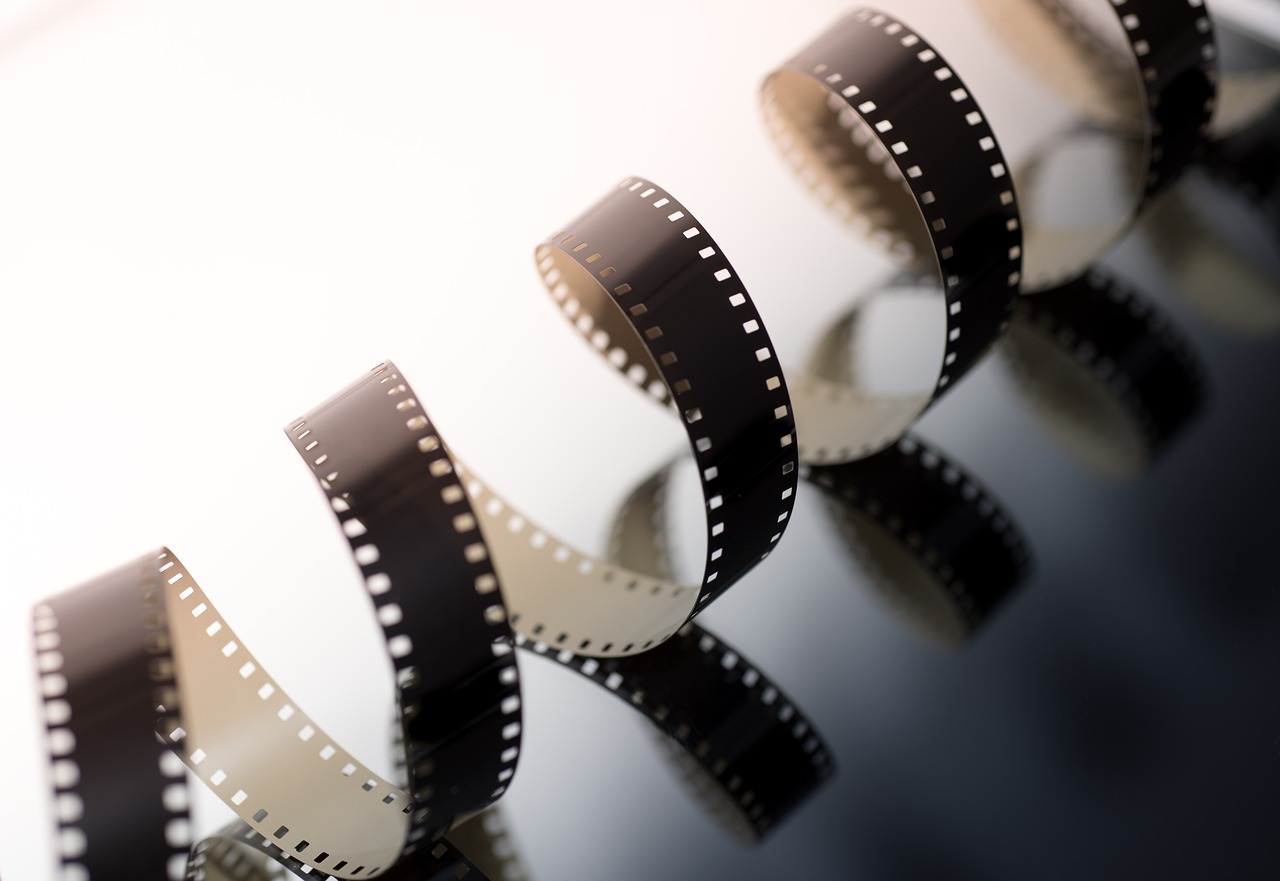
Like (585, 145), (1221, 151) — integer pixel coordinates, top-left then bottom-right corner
(2, 2), (1277, 880)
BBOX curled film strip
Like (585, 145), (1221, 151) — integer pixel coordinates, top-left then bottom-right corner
(807, 435), (1032, 647)
(521, 176), (799, 646)
(758, 9), (1023, 462)
(22, 5), (1200, 877)
(540, 14), (1022, 468)
(969, 0), (1219, 288)
(999, 269), (1207, 477)
(35, 348), (819, 875)
(37, 361), (521, 881)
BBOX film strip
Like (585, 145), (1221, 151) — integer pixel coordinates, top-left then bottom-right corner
(36, 361), (521, 881)
(970, 0), (1219, 289)
(25, 5), (1211, 877)
(540, 16), (1023, 467)
(516, 176), (799, 646)
(33, 350), (814, 878)
(808, 435), (1033, 647)
(758, 9), (1023, 462)
(1000, 269), (1207, 476)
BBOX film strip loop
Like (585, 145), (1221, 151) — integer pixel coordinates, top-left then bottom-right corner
(760, 8), (1023, 462)
(493, 176), (797, 654)
(1000, 269), (1207, 476)
(970, 0), (1218, 289)
(807, 435), (1033, 646)
(37, 361), (523, 881)
(284, 363), (522, 847)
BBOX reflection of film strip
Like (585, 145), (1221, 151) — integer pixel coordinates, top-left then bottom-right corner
(1137, 107), (1280, 336)
(1001, 270), (1207, 476)
(971, 0), (1218, 289)
(1201, 101), (1280, 222)
(518, 622), (833, 842)
(38, 362), (519, 880)
(808, 435), (1032, 646)
(609, 435), (1031, 651)
(1212, 20), (1280, 137)
(759, 9), (1023, 461)
(1141, 172), (1280, 336)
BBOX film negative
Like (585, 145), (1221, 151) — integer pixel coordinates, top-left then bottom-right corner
(19, 5), (1222, 878)
(537, 18), (1023, 466)
(969, 0), (1219, 288)
(1000, 269), (1207, 477)
(758, 9), (1023, 462)
(517, 622), (834, 844)
(808, 435), (1032, 647)
(516, 176), (799, 648)
(37, 360), (522, 881)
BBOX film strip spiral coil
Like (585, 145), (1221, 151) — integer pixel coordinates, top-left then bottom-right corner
(970, 0), (1219, 289)
(1000, 269), (1207, 477)
(36, 361), (521, 881)
(759, 8), (1023, 463)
